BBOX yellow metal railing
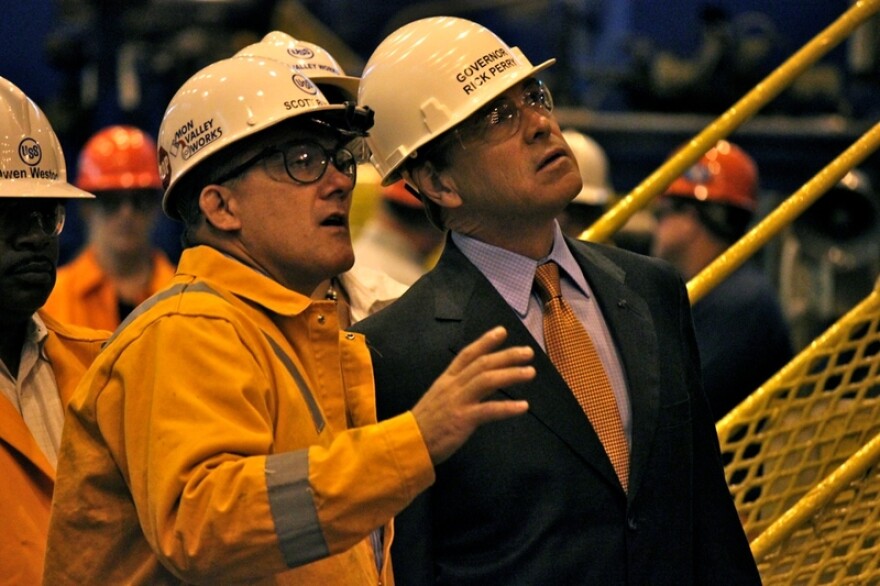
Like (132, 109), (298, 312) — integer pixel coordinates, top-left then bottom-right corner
(688, 121), (880, 304)
(579, 0), (880, 251)
(716, 281), (880, 542)
(574, 3), (880, 580)
(750, 419), (880, 583)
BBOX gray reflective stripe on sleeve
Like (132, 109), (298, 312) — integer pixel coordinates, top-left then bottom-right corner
(263, 333), (325, 434)
(104, 281), (221, 347)
(266, 450), (329, 567)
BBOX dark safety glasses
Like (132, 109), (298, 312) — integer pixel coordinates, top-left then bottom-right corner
(93, 190), (160, 214)
(0, 198), (66, 237)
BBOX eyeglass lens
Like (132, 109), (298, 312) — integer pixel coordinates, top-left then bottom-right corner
(0, 199), (66, 237)
(280, 141), (357, 185)
(458, 80), (554, 146)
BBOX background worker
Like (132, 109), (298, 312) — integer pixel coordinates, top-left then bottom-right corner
(236, 30), (409, 325)
(557, 129), (614, 238)
(353, 16), (760, 585)
(652, 140), (793, 420)
(43, 125), (175, 330)
(0, 76), (109, 585)
(558, 128), (657, 254)
(353, 179), (445, 286)
(43, 55), (535, 584)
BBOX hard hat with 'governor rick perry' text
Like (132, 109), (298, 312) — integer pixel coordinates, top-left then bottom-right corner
(358, 16), (556, 184)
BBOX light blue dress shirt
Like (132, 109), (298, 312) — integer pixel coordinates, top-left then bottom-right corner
(451, 223), (632, 445)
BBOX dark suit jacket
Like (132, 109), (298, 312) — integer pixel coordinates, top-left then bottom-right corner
(351, 236), (760, 585)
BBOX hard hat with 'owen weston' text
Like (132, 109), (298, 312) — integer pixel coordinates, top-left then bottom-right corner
(0, 76), (92, 199)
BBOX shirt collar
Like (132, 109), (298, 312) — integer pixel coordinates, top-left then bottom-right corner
(339, 265), (408, 323)
(451, 222), (589, 317)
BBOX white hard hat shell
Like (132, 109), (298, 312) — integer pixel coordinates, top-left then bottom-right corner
(235, 31), (360, 100)
(359, 16), (555, 184)
(157, 56), (350, 218)
(0, 77), (93, 199)
(561, 129), (612, 206)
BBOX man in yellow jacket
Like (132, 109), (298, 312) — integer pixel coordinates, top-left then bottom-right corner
(0, 77), (109, 585)
(43, 56), (535, 584)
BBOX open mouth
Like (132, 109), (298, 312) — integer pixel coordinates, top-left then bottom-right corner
(321, 212), (348, 228)
(538, 149), (566, 171)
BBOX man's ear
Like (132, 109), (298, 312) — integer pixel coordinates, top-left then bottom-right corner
(199, 184), (242, 232)
(409, 162), (463, 210)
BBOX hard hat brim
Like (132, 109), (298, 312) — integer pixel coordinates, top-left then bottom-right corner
(379, 56), (556, 186)
(313, 76), (360, 101)
(0, 181), (94, 199)
(572, 185), (610, 206)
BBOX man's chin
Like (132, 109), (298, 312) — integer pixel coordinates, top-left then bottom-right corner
(2, 288), (53, 320)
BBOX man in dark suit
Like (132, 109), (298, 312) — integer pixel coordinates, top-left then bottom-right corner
(352, 16), (761, 585)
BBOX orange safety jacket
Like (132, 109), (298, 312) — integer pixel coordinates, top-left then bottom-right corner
(44, 245), (176, 330)
(43, 245), (434, 585)
(0, 312), (108, 586)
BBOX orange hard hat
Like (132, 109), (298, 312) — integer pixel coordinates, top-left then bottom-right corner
(664, 140), (758, 212)
(76, 125), (162, 192)
(382, 180), (422, 208)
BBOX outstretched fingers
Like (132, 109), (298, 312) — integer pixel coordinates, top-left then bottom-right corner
(411, 326), (535, 465)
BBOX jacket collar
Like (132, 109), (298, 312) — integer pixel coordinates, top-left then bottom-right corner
(176, 246), (313, 317)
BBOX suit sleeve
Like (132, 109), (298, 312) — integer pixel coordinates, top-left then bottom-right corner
(368, 322), (440, 585)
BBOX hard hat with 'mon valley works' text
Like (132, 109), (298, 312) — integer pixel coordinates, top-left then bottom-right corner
(157, 56), (373, 219)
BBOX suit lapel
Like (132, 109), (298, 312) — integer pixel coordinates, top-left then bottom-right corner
(569, 239), (660, 498)
(431, 242), (624, 489)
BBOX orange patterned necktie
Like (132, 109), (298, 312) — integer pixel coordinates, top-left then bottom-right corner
(534, 261), (629, 491)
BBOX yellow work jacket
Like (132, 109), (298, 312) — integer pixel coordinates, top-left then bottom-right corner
(43, 245), (434, 585)
(44, 245), (176, 330)
(0, 312), (108, 586)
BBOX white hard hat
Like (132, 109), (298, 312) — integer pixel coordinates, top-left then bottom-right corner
(561, 129), (612, 206)
(158, 56), (370, 219)
(359, 16), (555, 184)
(0, 77), (92, 199)
(235, 31), (360, 101)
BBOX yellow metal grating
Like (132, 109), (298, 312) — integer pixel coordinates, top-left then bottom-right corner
(754, 433), (880, 584)
(716, 283), (880, 541)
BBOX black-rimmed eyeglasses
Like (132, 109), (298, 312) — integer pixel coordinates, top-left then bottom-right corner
(212, 140), (358, 186)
